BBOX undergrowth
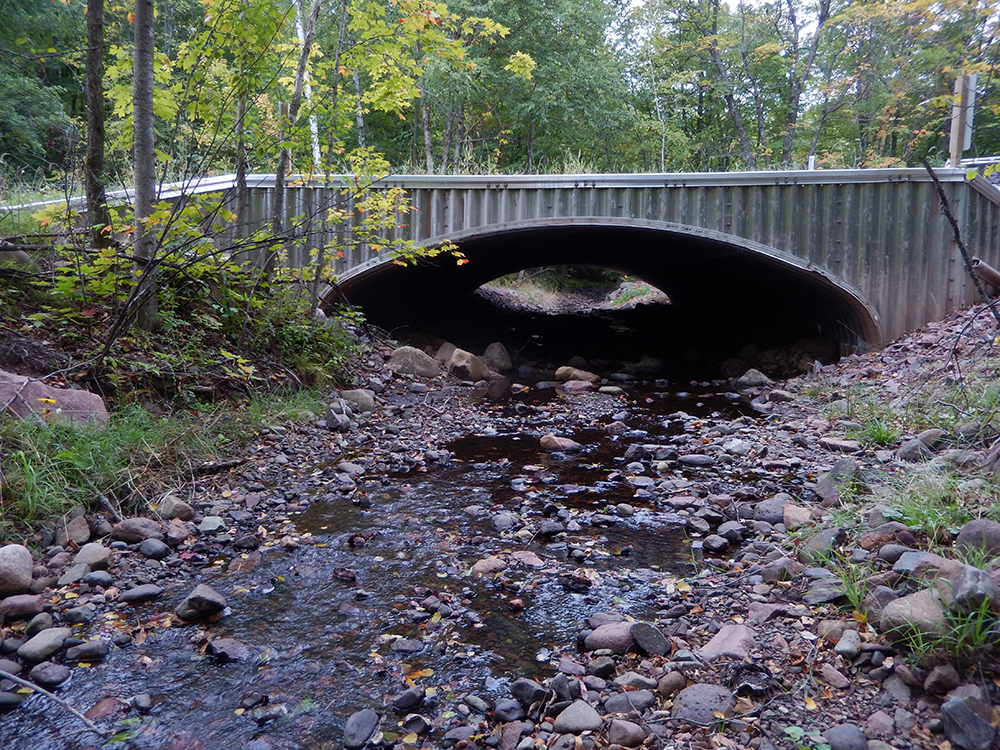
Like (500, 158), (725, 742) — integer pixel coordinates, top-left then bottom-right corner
(0, 389), (326, 541)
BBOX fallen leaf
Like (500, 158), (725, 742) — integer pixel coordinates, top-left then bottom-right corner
(804, 696), (818, 710)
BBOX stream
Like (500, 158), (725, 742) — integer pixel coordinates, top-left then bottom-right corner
(0, 378), (758, 750)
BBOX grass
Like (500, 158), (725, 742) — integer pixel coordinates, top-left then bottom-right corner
(0, 388), (326, 541)
(899, 597), (1000, 667)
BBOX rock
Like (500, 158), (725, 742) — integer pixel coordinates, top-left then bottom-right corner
(166, 519), (190, 547)
(117, 583), (163, 604)
(819, 437), (862, 453)
(761, 556), (805, 582)
(555, 366), (601, 384)
(73, 543), (112, 570)
(768, 388), (795, 402)
(630, 621), (668, 656)
(698, 624), (754, 662)
(924, 664), (961, 694)
(753, 496), (787, 525)
(510, 678), (549, 707)
(783, 504), (813, 531)
(343, 708), (381, 749)
(25, 612), (53, 636)
(723, 438), (753, 456)
(540, 434), (583, 452)
(815, 458), (862, 506)
(0, 594), (43, 624)
(0, 369), (109, 427)
(608, 720), (648, 747)
(448, 349), (490, 381)
(604, 689), (655, 713)
(340, 389), (376, 413)
(155, 495), (194, 521)
(63, 605), (97, 624)
(658, 671), (687, 696)
(482, 343), (512, 372)
(834, 629), (862, 659)
(387, 346), (439, 377)
(138, 538), (171, 560)
(198, 516), (226, 533)
(678, 454), (714, 467)
(880, 589), (948, 641)
(941, 697), (997, 750)
(552, 699), (603, 734)
(65, 639), (109, 662)
(817, 662), (851, 689)
(956, 519), (1000, 558)
(175, 583), (227, 621)
(56, 516), (91, 547)
(29, 661), (70, 689)
(703, 535), (729, 554)
(937, 564), (997, 612)
(392, 686), (425, 712)
(799, 527), (846, 563)
(823, 723), (869, 750)
(208, 638), (252, 662)
(584, 621), (635, 654)
(0, 544), (33, 596)
(470, 556), (508, 576)
(17, 627), (71, 662)
(895, 438), (935, 462)
(57, 563), (90, 586)
(733, 369), (772, 388)
(493, 699), (524, 722)
(110, 517), (162, 543)
(671, 683), (736, 724)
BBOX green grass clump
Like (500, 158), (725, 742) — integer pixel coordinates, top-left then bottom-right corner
(0, 389), (325, 540)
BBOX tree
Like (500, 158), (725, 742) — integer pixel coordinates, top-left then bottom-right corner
(133, 0), (158, 330)
(84, 0), (113, 248)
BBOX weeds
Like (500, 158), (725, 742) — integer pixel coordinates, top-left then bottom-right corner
(0, 389), (326, 540)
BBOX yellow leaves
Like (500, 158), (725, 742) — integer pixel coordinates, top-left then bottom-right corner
(505, 51), (536, 81)
(804, 696), (818, 710)
(402, 733), (419, 744)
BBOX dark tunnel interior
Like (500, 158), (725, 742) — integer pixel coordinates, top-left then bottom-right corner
(335, 224), (880, 379)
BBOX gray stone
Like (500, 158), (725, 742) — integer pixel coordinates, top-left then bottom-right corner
(924, 664), (961, 694)
(819, 437), (862, 453)
(510, 678), (549, 707)
(881, 674), (912, 704)
(733, 369), (772, 388)
(388, 346), (439, 378)
(941, 697), (997, 750)
(865, 710), (894, 739)
(761, 556), (805, 582)
(343, 708), (381, 749)
(175, 583), (227, 621)
(138, 538), (171, 560)
(657, 671), (687, 696)
(17, 627), (71, 662)
(340, 389), (376, 413)
(0, 594), (43, 624)
(608, 719), (648, 748)
(880, 589), (948, 640)
(155, 495), (194, 521)
(448, 349), (490, 381)
(73, 543), (113, 570)
(65, 639), (109, 662)
(630, 621), (668, 656)
(482, 342), (512, 372)
(0, 544), (33, 596)
(723, 438), (753, 456)
(614, 671), (658, 690)
(56, 516), (91, 547)
(939, 564), (997, 612)
(703, 534), (729, 554)
(834, 629), (863, 659)
(28, 661), (70, 689)
(25, 612), (52, 636)
(492, 512), (517, 532)
(958, 519), (1000, 559)
(63, 605), (97, 624)
(604, 689), (655, 713)
(823, 722), (869, 750)
(198, 516), (226, 534)
(671, 683), (736, 724)
(552, 699), (603, 734)
(815, 458), (862, 506)
(584, 621), (635, 654)
(207, 638), (252, 662)
(678, 454), (714, 467)
(717, 520), (746, 543)
(753, 496), (787, 525)
(117, 583), (163, 604)
(555, 366), (601, 384)
(698, 624), (755, 662)
(896, 438), (935, 462)
(493, 699), (524, 723)
(799, 527), (846, 563)
(110, 517), (162, 543)
(57, 563), (90, 586)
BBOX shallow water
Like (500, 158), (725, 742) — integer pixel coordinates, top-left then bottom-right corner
(0, 384), (747, 749)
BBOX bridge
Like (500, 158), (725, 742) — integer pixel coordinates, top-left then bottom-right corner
(105, 168), (998, 355)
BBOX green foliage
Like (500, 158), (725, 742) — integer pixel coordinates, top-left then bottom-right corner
(0, 390), (326, 539)
(784, 726), (831, 750)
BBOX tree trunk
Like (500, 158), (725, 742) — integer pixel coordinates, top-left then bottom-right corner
(526, 121), (535, 174)
(271, 0), (322, 270)
(420, 90), (434, 173)
(324, 0), (349, 178)
(353, 70), (367, 148)
(133, 0), (158, 330)
(235, 92), (249, 239)
(84, 0), (112, 249)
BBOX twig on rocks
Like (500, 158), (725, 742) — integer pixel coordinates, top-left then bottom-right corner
(0, 669), (109, 738)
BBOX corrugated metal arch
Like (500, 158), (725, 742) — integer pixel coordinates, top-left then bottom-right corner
(335, 217), (882, 352)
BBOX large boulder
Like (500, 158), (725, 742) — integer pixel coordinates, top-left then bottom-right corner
(0, 544), (33, 597)
(387, 346), (439, 377)
(0, 369), (108, 428)
(482, 342), (512, 372)
(448, 349), (490, 381)
(555, 366), (600, 384)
